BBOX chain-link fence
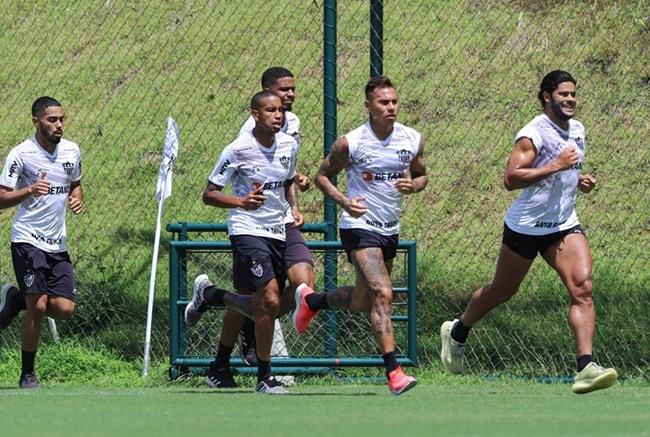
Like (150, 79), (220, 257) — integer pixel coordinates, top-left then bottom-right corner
(1, 1), (648, 378)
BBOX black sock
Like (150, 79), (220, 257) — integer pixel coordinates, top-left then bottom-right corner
(241, 318), (256, 344)
(12, 290), (27, 312)
(257, 359), (272, 382)
(577, 354), (592, 372)
(214, 342), (234, 370)
(203, 286), (227, 308)
(451, 319), (471, 343)
(21, 349), (36, 375)
(382, 351), (398, 376)
(306, 292), (329, 311)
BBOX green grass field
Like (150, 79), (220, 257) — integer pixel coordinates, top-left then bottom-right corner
(1, 379), (648, 437)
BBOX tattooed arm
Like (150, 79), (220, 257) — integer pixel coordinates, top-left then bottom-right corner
(315, 136), (368, 218)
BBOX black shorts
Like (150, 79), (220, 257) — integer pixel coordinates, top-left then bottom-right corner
(284, 223), (313, 270)
(11, 242), (77, 302)
(339, 228), (399, 263)
(502, 223), (585, 260)
(230, 235), (286, 291)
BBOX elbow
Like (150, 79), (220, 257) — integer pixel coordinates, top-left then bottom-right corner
(503, 176), (516, 191)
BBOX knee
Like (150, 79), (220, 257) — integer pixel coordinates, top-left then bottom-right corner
(27, 299), (48, 320)
(570, 278), (593, 306)
(372, 287), (393, 310)
(261, 293), (280, 315)
(57, 306), (76, 320)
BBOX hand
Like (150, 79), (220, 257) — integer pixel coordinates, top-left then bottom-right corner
(578, 174), (596, 193)
(32, 172), (50, 198)
(343, 195), (368, 218)
(292, 209), (304, 228)
(241, 186), (267, 210)
(555, 147), (579, 171)
(294, 173), (311, 192)
(395, 169), (415, 194)
(68, 196), (83, 214)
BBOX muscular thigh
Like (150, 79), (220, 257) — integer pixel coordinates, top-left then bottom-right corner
(542, 232), (592, 289)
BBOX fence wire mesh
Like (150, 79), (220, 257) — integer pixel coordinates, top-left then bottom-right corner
(0, 1), (648, 379)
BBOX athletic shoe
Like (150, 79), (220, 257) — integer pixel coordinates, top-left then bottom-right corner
(237, 322), (258, 367)
(0, 283), (20, 329)
(184, 274), (212, 327)
(571, 362), (618, 394)
(388, 365), (418, 396)
(440, 319), (465, 374)
(205, 362), (238, 389)
(19, 372), (41, 389)
(292, 283), (318, 334)
(255, 375), (289, 395)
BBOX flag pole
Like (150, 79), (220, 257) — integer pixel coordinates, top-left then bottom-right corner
(142, 177), (166, 377)
(143, 117), (178, 378)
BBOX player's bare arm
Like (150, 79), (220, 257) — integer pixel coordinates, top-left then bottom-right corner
(395, 138), (428, 194)
(202, 182), (267, 210)
(0, 173), (50, 210)
(285, 180), (304, 227)
(67, 180), (83, 214)
(315, 137), (368, 218)
(503, 137), (579, 190)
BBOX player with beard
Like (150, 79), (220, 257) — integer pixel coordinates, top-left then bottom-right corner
(439, 70), (618, 394)
(0, 96), (83, 388)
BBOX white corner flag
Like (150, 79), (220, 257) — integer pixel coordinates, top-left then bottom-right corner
(155, 118), (179, 202)
(143, 117), (179, 377)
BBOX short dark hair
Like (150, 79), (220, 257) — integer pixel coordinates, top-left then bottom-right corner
(250, 90), (280, 110)
(538, 70), (576, 107)
(365, 76), (395, 100)
(32, 96), (61, 117)
(261, 67), (294, 88)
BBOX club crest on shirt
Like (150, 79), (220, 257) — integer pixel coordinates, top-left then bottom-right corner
(280, 156), (291, 169)
(250, 262), (263, 278)
(575, 137), (585, 152)
(24, 272), (35, 288)
(396, 149), (412, 164)
(62, 161), (74, 177)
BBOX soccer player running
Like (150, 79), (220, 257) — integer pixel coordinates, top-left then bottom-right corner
(234, 67), (312, 372)
(0, 96), (83, 389)
(439, 70), (618, 394)
(184, 67), (314, 388)
(292, 76), (428, 396)
(193, 90), (299, 394)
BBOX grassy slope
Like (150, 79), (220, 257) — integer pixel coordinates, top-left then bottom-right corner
(0, 1), (648, 380)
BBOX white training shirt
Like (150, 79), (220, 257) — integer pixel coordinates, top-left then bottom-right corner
(339, 121), (421, 236)
(0, 136), (82, 252)
(505, 114), (585, 235)
(239, 111), (301, 225)
(208, 130), (298, 240)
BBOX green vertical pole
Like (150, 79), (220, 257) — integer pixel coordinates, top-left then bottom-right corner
(370, 0), (383, 77)
(323, 0), (338, 358)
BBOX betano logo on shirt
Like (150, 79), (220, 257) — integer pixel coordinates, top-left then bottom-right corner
(362, 171), (403, 182)
(252, 180), (290, 191)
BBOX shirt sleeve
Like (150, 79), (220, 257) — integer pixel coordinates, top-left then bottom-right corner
(515, 125), (542, 152)
(208, 146), (237, 188)
(0, 148), (22, 189)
